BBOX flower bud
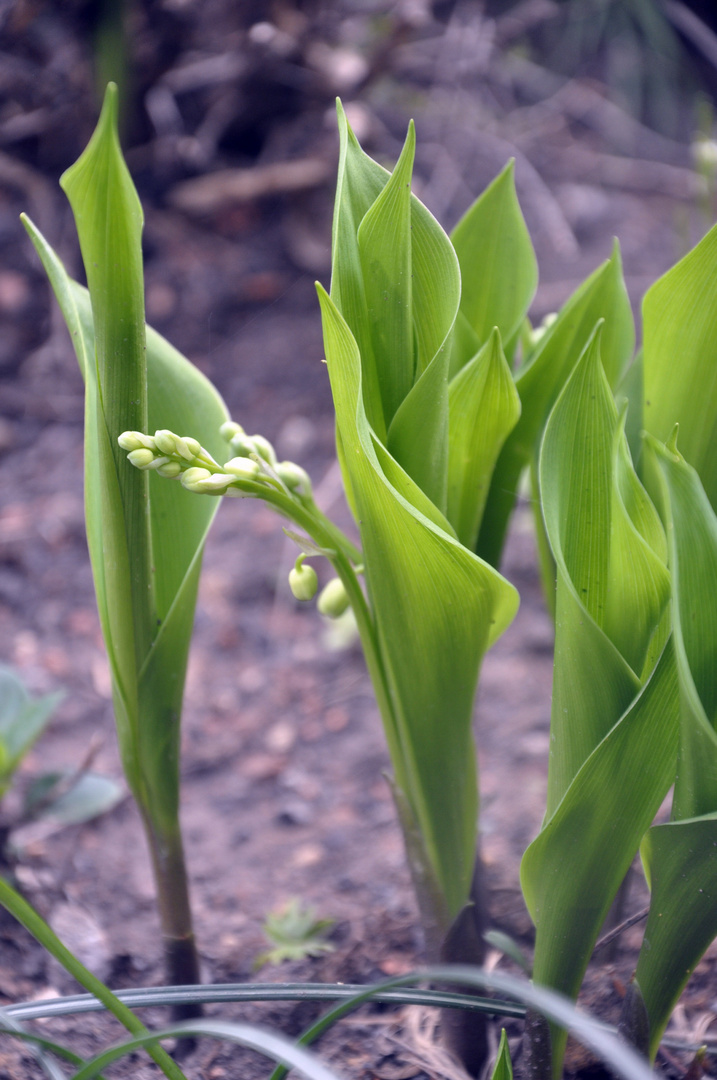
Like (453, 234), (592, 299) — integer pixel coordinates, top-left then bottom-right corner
(180, 467), (211, 490)
(249, 434), (276, 465)
(317, 577), (350, 618)
(220, 420), (245, 442)
(276, 461), (312, 494)
(119, 431), (155, 451)
(156, 461), (183, 478)
(224, 457), (261, 480)
(153, 429), (177, 455)
(289, 557), (318, 601)
(171, 435), (201, 462)
(229, 433), (256, 458)
(192, 473), (235, 494)
(127, 448), (156, 469)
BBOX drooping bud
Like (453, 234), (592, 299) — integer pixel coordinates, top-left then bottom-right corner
(275, 461), (312, 495)
(288, 556), (318, 601)
(220, 420), (245, 442)
(224, 457), (262, 481)
(317, 577), (350, 618)
(119, 431), (156, 452)
(127, 448), (157, 469)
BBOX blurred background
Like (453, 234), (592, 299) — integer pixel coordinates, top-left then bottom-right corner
(1, 4), (717, 1074)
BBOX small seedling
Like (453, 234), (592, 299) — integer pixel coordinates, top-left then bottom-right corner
(254, 898), (335, 970)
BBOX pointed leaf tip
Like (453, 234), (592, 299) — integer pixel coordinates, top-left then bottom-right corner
(666, 423), (680, 455)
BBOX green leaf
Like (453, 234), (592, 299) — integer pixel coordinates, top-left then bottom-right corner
(331, 102), (460, 510)
(450, 160), (537, 366)
(317, 284), (518, 923)
(270, 966), (655, 1080)
(447, 328), (521, 550)
(643, 222), (717, 510)
(0, 878), (185, 1080)
(255, 899), (335, 969)
(67, 1018), (343, 1080)
(357, 122), (415, 425)
(628, 438), (717, 1056)
(0, 668), (61, 794)
(23, 162), (227, 837)
(42, 772), (124, 826)
(477, 242), (634, 568)
(490, 1029), (513, 1080)
(521, 329), (676, 1075)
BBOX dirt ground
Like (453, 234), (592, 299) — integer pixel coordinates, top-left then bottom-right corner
(0, 2), (716, 1077)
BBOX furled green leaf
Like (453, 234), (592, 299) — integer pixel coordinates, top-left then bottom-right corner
(331, 101), (460, 511)
(317, 284), (518, 923)
(490, 1029), (513, 1080)
(0, 668), (61, 794)
(357, 122), (415, 425)
(22, 100), (227, 835)
(521, 329), (675, 1076)
(627, 438), (717, 1057)
(447, 328), (520, 549)
(643, 223), (717, 510)
(477, 243), (634, 568)
(450, 160), (537, 368)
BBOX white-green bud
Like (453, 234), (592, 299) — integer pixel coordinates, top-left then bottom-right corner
(145, 455), (172, 471)
(275, 461), (311, 494)
(229, 433), (256, 458)
(317, 577), (350, 618)
(224, 457), (261, 480)
(288, 556), (318, 601)
(249, 434), (276, 465)
(220, 420), (245, 442)
(172, 435), (201, 461)
(153, 429), (177, 455)
(156, 461), (183, 478)
(180, 467), (212, 490)
(119, 431), (156, 452)
(191, 473), (235, 494)
(127, 448), (156, 469)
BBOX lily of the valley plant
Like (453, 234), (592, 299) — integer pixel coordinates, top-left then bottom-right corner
(19, 82), (717, 1079)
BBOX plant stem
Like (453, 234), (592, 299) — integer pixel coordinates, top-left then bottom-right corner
(143, 818), (201, 1022)
(438, 854), (490, 1077)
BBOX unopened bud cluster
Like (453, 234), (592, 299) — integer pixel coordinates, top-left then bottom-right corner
(118, 421), (313, 501)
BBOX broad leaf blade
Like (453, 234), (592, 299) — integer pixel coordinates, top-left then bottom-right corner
(60, 83), (154, 667)
(357, 122), (415, 425)
(643, 223), (717, 509)
(331, 101), (460, 510)
(477, 243), (634, 568)
(628, 440), (717, 1056)
(317, 284), (518, 919)
(521, 641), (678, 1072)
(523, 331), (674, 1075)
(447, 328), (520, 549)
(450, 160), (537, 366)
(634, 815), (717, 1058)
(22, 219), (227, 826)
